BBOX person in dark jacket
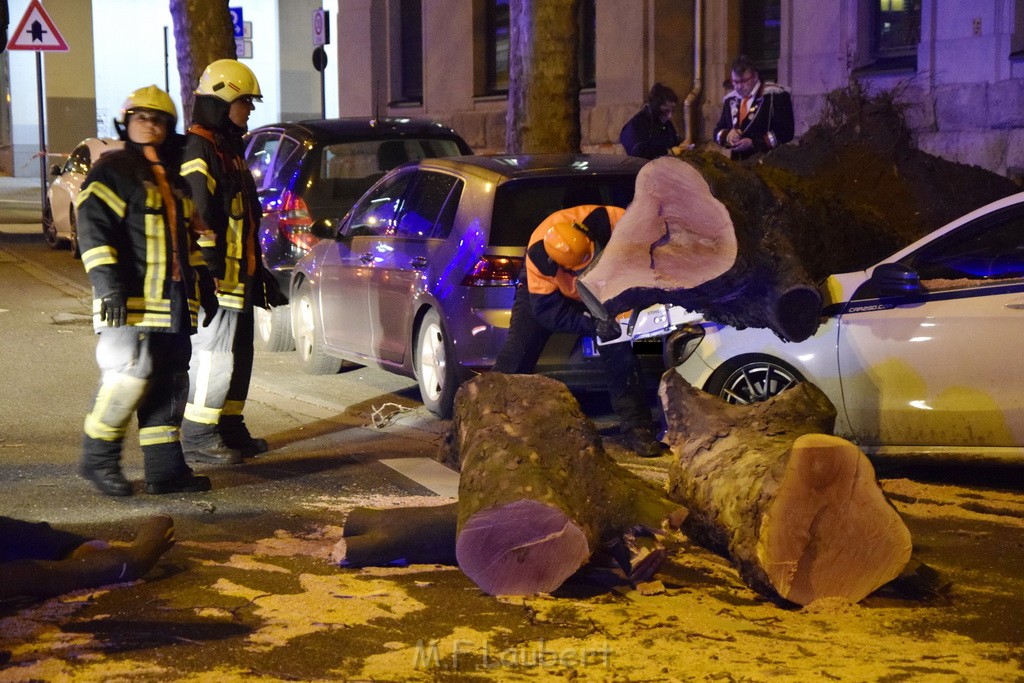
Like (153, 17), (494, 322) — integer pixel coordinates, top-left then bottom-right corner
(619, 83), (684, 160)
(492, 205), (665, 457)
(77, 85), (217, 497)
(180, 59), (287, 464)
(713, 55), (795, 160)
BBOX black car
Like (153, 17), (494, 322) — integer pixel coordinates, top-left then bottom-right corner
(243, 118), (473, 350)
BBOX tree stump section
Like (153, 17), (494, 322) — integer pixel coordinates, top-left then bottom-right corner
(451, 373), (686, 596)
(578, 154), (823, 343)
(660, 371), (912, 605)
(332, 503), (459, 567)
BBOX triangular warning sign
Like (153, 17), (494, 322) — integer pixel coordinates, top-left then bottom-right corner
(6, 0), (69, 52)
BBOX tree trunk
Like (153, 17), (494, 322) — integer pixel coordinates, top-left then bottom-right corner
(659, 371), (913, 605)
(505, 0), (581, 153)
(332, 503), (459, 567)
(169, 0), (236, 127)
(451, 373), (686, 595)
(577, 154), (824, 343)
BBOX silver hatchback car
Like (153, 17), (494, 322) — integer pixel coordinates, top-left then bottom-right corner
(289, 154), (648, 417)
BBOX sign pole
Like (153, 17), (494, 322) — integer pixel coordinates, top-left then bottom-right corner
(35, 51), (46, 210)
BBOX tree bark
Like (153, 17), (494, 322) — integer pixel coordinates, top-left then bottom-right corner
(505, 0), (581, 153)
(451, 373), (686, 595)
(169, 0), (236, 127)
(332, 503), (459, 567)
(578, 154), (824, 343)
(659, 371), (913, 605)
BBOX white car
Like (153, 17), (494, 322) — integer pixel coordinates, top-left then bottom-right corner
(674, 192), (1024, 459)
(43, 137), (123, 252)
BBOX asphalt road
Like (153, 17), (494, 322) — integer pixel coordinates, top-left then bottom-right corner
(2, 219), (1024, 681)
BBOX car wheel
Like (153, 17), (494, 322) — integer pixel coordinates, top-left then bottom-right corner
(293, 283), (342, 375)
(414, 309), (459, 419)
(42, 199), (62, 249)
(704, 354), (805, 405)
(255, 304), (295, 352)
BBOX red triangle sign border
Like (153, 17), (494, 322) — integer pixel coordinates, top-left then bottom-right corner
(6, 0), (70, 52)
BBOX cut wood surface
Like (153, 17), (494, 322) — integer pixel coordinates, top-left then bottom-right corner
(660, 371), (912, 605)
(451, 373), (686, 596)
(579, 155), (822, 342)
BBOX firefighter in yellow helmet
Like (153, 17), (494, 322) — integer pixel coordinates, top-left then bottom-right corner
(180, 59), (285, 464)
(492, 205), (665, 457)
(77, 85), (219, 496)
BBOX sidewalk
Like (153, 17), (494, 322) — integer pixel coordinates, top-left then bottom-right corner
(0, 175), (45, 228)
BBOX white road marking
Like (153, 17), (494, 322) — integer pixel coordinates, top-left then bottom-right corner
(379, 457), (459, 498)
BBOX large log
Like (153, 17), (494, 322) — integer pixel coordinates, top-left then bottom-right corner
(451, 373), (686, 596)
(660, 371), (912, 605)
(578, 154), (824, 343)
(332, 503), (459, 567)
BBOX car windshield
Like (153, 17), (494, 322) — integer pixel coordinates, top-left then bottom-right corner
(63, 144), (92, 175)
(488, 175), (637, 247)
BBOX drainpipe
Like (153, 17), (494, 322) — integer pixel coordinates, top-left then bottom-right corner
(683, 0), (703, 147)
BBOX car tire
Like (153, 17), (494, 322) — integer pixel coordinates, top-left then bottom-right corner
(294, 284), (342, 375)
(414, 309), (459, 419)
(42, 199), (62, 249)
(704, 354), (805, 405)
(255, 304), (295, 352)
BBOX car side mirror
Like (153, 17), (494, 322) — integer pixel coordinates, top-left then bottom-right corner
(49, 163), (61, 177)
(871, 262), (922, 297)
(310, 218), (340, 240)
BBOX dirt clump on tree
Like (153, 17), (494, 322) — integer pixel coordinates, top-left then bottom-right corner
(753, 81), (1019, 278)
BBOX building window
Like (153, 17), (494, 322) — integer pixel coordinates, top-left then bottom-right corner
(579, 0), (596, 89)
(741, 0), (781, 83)
(485, 0), (510, 94)
(393, 0), (423, 105)
(871, 0), (920, 70)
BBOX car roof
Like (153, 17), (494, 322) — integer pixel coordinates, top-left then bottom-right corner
(413, 154), (648, 183)
(249, 117), (468, 143)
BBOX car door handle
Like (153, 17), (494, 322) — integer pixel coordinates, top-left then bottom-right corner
(360, 252), (374, 265)
(410, 256), (428, 269)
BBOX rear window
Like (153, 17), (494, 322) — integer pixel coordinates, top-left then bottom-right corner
(488, 175), (637, 247)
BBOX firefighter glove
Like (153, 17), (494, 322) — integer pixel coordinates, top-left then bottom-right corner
(99, 292), (128, 327)
(198, 273), (219, 327)
(595, 317), (623, 343)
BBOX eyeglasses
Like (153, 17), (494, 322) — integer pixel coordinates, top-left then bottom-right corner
(731, 72), (757, 86)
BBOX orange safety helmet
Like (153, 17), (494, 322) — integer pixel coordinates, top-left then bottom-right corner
(542, 220), (595, 271)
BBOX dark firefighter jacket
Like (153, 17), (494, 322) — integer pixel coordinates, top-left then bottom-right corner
(524, 204), (625, 336)
(77, 143), (207, 332)
(181, 124), (262, 311)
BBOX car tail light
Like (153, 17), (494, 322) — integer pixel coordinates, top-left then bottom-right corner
(278, 190), (317, 251)
(461, 256), (524, 287)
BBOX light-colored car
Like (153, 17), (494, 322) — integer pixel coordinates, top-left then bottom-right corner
(674, 192), (1024, 459)
(290, 154), (650, 418)
(43, 137), (123, 253)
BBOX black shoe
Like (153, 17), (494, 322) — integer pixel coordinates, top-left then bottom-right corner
(621, 427), (667, 458)
(79, 464), (132, 497)
(184, 441), (244, 465)
(221, 421), (270, 458)
(145, 474), (212, 495)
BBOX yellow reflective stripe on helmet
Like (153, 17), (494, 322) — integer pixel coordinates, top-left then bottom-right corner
(181, 158), (216, 195)
(139, 425), (180, 446)
(82, 245), (118, 272)
(77, 182), (127, 218)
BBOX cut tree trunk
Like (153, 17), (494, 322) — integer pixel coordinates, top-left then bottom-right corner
(578, 154), (824, 343)
(332, 503), (459, 567)
(451, 373), (686, 596)
(660, 371), (912, 605)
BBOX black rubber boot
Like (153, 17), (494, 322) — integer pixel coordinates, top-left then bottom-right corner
(80, 436), (132, 496)
(219, 415), (269, 458)
(182, 419), (243, 464)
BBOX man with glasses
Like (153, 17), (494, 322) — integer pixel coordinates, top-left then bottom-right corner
(713, 55), (794, 160)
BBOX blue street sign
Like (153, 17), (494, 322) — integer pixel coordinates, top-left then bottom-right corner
(229, 7), (244, 38)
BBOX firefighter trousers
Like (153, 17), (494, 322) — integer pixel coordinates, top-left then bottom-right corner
(81, 327), (192, 482)
(182, 304), (254, 444)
